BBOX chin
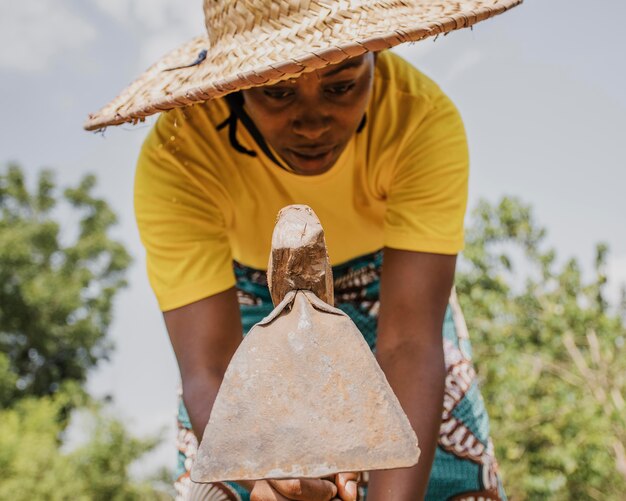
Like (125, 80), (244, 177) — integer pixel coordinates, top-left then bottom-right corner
(292, 159), (336, 176)
(286, 148), (342, 176)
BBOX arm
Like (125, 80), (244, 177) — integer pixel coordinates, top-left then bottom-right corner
(366, 248), (456, 501)
(163, 287), (256, 492)
(163, 287), (242, 441)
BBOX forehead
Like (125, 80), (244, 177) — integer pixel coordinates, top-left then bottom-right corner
(246, 53), (373, 91)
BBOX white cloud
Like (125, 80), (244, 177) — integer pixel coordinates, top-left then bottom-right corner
(0, 1), (96, 72)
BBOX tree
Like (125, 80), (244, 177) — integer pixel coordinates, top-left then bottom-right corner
(0, 164), (169, 499)
(457, 197), (626, 500)
(0, 384), (169, 501)
(0, 164), (130, 405)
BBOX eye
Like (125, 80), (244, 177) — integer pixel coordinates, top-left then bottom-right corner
(263, 88), (294, 100)
(325, 82), (356, 95)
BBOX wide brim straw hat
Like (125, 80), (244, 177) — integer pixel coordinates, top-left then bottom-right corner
(84, 0), (522, 131)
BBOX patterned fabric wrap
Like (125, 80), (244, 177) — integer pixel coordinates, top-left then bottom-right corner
(175, 251), (506, 501)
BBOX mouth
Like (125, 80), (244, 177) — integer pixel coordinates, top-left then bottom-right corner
(287, 146), (336, 172)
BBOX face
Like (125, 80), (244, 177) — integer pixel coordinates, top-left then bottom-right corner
(242, 53), (376, 175)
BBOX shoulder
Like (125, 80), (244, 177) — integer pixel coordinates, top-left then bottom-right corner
(362, 51), (468, 200)
(369, 51), (466, 147)
(136, 98), (234, 187)
(365, 51), (466, 169)
(135, 97), (238, 227)
(141, 98), (231, 157)
(372, 51), (450, 111)
(369, 51), (465, 147)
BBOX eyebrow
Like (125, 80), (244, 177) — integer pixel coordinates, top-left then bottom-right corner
(320, 57), (365, 78)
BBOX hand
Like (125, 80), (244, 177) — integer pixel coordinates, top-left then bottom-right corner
(334, 472), (360, 501)
(249, 473), (360, 501)
(250, 478), (337, 501)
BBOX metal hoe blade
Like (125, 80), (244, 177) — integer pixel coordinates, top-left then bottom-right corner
(191, 205), (419, 483)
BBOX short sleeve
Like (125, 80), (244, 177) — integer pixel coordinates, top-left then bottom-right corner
(384, 90), (469, 255)
(134, 111), (235, 311)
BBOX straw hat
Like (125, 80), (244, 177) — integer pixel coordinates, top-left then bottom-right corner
(84, 0), (522, 131)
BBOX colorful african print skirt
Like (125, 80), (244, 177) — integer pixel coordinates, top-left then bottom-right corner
(174, 251), (506, 501)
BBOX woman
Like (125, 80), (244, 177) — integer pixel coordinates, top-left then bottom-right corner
(86, 1), (522, 500)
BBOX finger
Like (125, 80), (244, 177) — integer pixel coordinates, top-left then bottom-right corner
(269, 478), (338, 501)
(250, 480), (289, 501)
(334, 473), (359, 501)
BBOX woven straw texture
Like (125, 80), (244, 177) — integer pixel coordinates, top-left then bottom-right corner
(85, 0), (522, 131)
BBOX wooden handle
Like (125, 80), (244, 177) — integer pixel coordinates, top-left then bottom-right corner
(267, 205), (334, 306)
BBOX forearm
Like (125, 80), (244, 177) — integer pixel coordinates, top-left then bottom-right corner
(367, 338), (445, 500)
(163, 289), (254, 489)
(182, 370), (256, 492)
(370, 248), (455, 500)
(181, 370), (223, 442)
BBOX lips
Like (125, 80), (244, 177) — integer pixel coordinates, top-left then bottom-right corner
(284, 145), (339, 174)
(289, 146), (334, 158)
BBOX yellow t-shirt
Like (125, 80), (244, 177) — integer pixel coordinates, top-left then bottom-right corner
(135, 51), (469, 311)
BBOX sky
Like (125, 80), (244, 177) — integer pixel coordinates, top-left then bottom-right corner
(1, 0), (625, 475)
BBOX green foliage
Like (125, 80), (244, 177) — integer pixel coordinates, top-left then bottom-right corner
(0, 164), (169, 499)
(0, 163), (131, 404)
(0, 387), (169, 500)
(458, 197), (626, 500)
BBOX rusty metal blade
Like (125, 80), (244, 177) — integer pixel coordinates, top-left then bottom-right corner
(191, 290), (419, 483)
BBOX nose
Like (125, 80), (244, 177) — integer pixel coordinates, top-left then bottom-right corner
(291, 107), (331, 140)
